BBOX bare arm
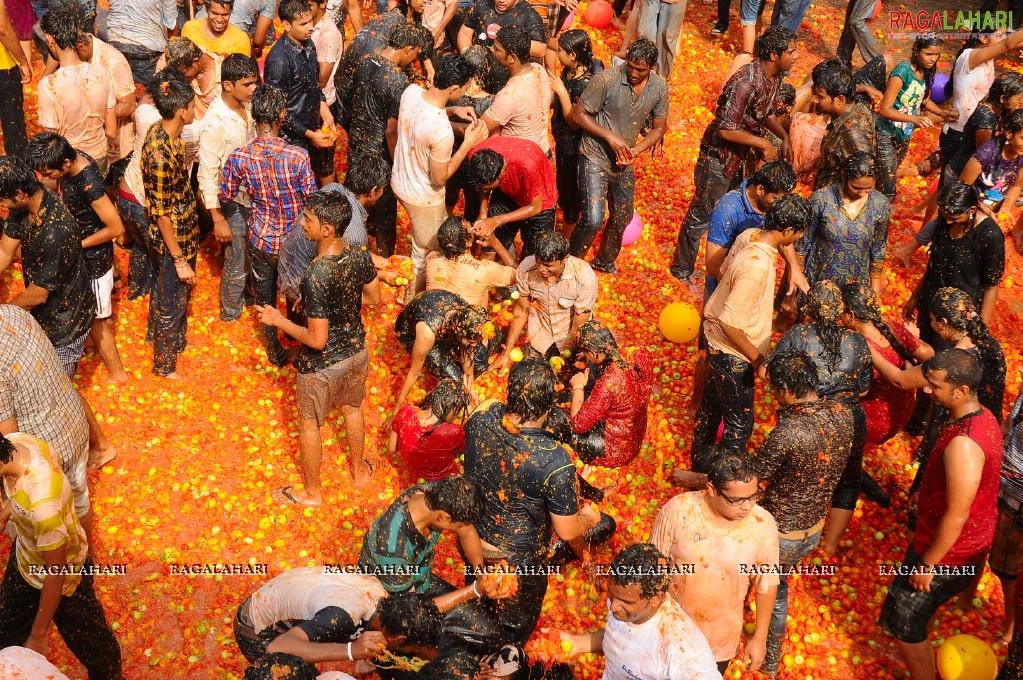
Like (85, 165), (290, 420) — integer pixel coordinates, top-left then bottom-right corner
(81, 194), (126, 249)
(26, 544), (68, 654)
(0, 0), (30, 83)
(980, 284), (999, 325)
(393, 324), (435, 414)
(386, 117), (399, 159)
(630, 117), (666, 157)
(252, 16), (274, 51)
(9, 284), (50, 311)
(345, 0), (364, 31)
(867, 342), (927, 389)
(456, 25), (473, 52)
(266, 627), (386, 663)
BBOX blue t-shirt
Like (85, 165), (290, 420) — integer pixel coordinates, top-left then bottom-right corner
(705, 178), (766, 297)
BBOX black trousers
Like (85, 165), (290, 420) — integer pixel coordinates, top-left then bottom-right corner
(489, 190), (556, 260)
(248, 245), (287, 365)
(0, 66), (28, 157)
(0, 548), (123, 679)
(693, 352), (755, 454)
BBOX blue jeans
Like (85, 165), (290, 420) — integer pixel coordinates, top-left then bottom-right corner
(637, 0), (688, 81)
(219, 202), (250, 321)
(770, 0), (811, 31)
(693, 351), (754, 453)
(836, 0), (882, 64)
(764, 529), (822, 672)
(149, 247), (194, 376)
(116, 194), (154, 299)
(570, 155), (636, 270)
(248, 245), (287, 365)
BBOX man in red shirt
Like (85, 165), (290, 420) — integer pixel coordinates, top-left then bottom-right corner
(464, 136), (557, 262)
(880, 349), (1003, 680)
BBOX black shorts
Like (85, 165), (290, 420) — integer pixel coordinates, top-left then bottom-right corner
(878, 547), (977, 643)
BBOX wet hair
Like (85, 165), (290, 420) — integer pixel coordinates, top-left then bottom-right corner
(423, 474), (482, 524)
(910, 35), (943, 96)
(748, 160), (796, 194)
(165, 36), (203, 72)
(625, 37), (658, 67)
(252, 84), (288, 126)
(464, 149), (504, 189)
(776, 82), (796, 108)
(221, 53), (259, 84)
(607, 543), (669, 599)
(923, 348), (982, 394)
(812, 58), (854, 100)
(437, 216), (471, 258)
(419, 649), (482, 680)
(558, 29), (594, 71)
(280, 0), (313, 22)
(937, 181), (979, 215)
(930, 287), (1004, 397)
(532, 231), (570, 263)
(990, 72), (1023, 115)
(376, 592), (444, 646)
(0, 433), (14, 465)
(243, 653), (316, 680)
(1004, 109), (1023, 135)
(207, 0), (234, 9)
(754, 26), (795, 62)
(388, 21), (423, 50)
(344, 155), (391, 196)
(841, 150), (876, 183)
(149, 70), (195, 118)
(40, 9), (81, 49)
(303, 190), (352, 235)
(0, 156), (43, 200)
(706, 449), (758, 490)
(841, 282), (915, 362)
(577, 319), (624, 367)
(768, 348), (819, 399)
(462, 45), (491, 91)
(495, 25), (530, 63)
(439, 304), (488, 348)
(805, 280), (846, 371)
(64, 0), (97, 35)
(24, 132), (78, 172)
(422, 378), (470, 424)
(434, 54), (475, 90)
(762, 192), (810, 233)
(506, 358), (556, 422)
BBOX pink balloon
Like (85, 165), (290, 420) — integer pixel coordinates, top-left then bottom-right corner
(560, 9), (575, 31)
(717, 419), (725, 442)
(621, 212), (642, 246)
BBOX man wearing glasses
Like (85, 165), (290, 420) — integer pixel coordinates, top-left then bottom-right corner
(753, 349), (855, 675)
(651, 449), (779, 675)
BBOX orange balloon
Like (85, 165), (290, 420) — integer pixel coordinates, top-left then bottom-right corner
(584, 0), (613, 29)
(658, 302), (700, 344)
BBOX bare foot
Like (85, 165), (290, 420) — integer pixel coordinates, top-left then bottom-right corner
(273, 485), (322, 507)
(104, 372), (130, 385)
(1013, 229), (1023, 254)
(352, 460), (375, 487)
(88, 445), (118, 470)
(163, 371), (185, 381)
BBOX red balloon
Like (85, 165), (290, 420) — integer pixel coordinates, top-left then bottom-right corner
(871, 0), (882, 20)
(584, 0), (613, 29)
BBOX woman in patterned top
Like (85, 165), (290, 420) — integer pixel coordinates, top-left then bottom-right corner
(800, 151), (890, 295)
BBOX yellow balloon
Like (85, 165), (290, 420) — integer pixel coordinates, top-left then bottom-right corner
(936, 635), (997, 680)
(658, 302), (701, 344)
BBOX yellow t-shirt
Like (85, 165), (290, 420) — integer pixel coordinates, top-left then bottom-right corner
(0, 41), (17, 71)
(182, 19), (252, 57)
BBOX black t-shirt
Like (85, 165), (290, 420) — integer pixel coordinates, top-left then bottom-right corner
(463, 0), (544, 91)
(348, 54), (408, 162)
(334, 10), (406, 126)
(394, 289), (468, 352)
(770, 323), (872, 399)
(3, 190), (96, 347)
(59, 153), (114, 280)
(851, 55), (889, 107)
(551, 61), (603, 151)
(920, 216), (1005, 312)
(947, 103), (999, 178)
(293, 245), (377, 374)
(463, 400), (579, 563)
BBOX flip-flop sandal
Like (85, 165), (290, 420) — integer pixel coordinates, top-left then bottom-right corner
(279, 486), (300, 504)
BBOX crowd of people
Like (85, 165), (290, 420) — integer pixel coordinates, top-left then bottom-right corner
(1, 0), (1023, 677)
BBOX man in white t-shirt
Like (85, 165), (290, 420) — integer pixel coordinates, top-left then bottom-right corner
(391, 53), (488, 298)
(560, 544), (720, 680)
(481, 24), (552, 156)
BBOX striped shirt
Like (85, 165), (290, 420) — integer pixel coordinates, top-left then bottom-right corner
(0, 308), (90, 475)
(358, 485), (442, 594)
(220, 137), (317, 255)
(1002, 393), (1023, 504)
(4, 433), (89, 595)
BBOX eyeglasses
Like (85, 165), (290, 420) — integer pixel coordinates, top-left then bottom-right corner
(715, 488), (764, 506)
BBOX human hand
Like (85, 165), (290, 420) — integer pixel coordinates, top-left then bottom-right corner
(354, 631), (387, 659)
(255, 304), (284, 327)
(915, 115), (935, 129)
(175, 260), (196, 285)
(548, 69), (568, 95)
(449, 106), (478, 122)
(463, 119), (489, 148)
(213, 218), (232, 244)
(761, 142), (779, 162)
(307, 130), (333, 148)
(472, 216), (500, 237)
(18, 60), (32, 84)
(606, 133), (634, 167)
(780, 136), (793, 164)
(569, 369), (589, 390)
(743, 633), (767, 672)
(909, 570), (934, 592)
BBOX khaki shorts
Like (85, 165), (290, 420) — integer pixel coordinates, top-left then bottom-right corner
(296, 349), (369, 427)
(990, 498), (1023, 579)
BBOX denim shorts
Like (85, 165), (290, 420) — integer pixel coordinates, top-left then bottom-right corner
(879, 546), (977, 643)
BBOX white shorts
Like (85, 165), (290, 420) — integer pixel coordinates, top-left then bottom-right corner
(92, 268), (115, 319)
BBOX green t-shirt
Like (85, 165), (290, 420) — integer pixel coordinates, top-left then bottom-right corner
(877, 60), (927, 141)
